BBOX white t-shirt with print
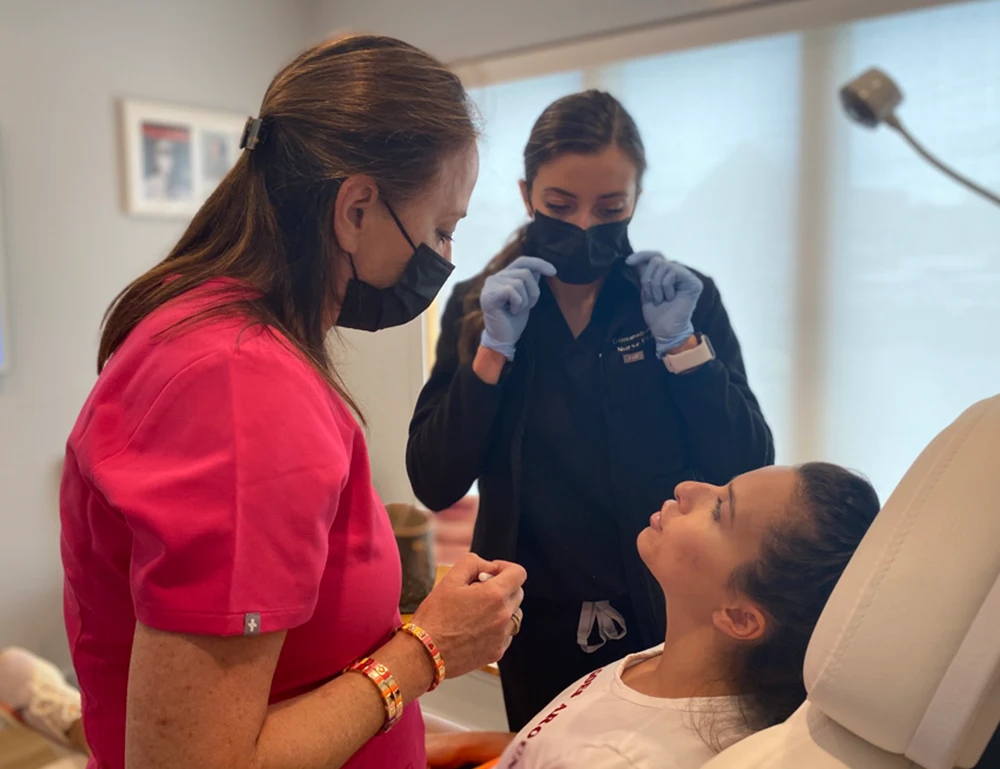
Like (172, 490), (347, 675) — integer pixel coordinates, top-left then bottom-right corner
(494, 645), (749, 769)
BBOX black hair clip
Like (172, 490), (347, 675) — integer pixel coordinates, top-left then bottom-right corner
(239, 116), (264, 151)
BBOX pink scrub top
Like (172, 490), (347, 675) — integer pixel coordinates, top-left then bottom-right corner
(60, 282), (424, 769)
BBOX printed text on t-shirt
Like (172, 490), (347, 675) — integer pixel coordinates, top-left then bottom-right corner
(504, 667), (604, 768)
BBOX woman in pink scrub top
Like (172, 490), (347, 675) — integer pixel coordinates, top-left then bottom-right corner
(60, 34), (525, 769)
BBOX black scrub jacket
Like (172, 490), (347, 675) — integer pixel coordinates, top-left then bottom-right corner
(406, 262), (774, 647)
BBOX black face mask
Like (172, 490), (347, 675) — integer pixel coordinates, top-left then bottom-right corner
(523, 211), (633, 285)
(336, 203), (454, 332)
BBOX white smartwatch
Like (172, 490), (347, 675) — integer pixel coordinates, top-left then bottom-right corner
(663, 334), (715, 374)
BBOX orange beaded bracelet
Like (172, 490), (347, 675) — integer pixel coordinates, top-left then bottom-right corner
(345, 657), (402, 732)
(399, 622), (446, 692)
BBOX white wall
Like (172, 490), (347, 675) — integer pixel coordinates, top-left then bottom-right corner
(0, 0), (310, 665)
(308, 0), (774, 63)
(338, 324), (426, 506)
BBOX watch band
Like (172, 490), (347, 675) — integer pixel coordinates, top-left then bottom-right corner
(664, 334), (715, 374)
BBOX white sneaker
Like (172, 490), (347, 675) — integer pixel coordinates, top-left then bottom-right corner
(0, 648), (81, 746)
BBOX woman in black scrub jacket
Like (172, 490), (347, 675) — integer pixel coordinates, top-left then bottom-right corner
(407, 90), (774, 731)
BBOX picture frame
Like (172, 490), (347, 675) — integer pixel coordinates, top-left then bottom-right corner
(119, 99), (247, 218)
(0, 134), (10, 374)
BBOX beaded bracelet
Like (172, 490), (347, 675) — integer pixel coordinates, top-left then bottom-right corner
(399, 622), (447, 692)
(345, 657), (402, 733)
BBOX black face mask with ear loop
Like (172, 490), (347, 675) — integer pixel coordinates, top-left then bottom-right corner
(336, 202), (455, 332)
(524, 211), (633, 285)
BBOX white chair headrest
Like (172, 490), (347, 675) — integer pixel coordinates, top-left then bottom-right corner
(804, 394), (1000, 769)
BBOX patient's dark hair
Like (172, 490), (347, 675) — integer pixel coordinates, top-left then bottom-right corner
(715, 462), (880, 745)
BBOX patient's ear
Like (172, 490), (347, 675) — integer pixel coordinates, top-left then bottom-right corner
(712, 598), (767, 642)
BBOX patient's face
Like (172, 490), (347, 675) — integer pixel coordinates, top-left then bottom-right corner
(637, 466), (801, 623)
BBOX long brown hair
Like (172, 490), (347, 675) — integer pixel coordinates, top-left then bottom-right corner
(99, 35), (477, 414)
(456, 89), (646, 363)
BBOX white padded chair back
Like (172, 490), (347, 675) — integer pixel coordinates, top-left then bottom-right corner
(705, 394), (1000, 769)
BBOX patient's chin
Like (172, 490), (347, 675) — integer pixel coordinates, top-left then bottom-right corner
(636, 528), (657, 570)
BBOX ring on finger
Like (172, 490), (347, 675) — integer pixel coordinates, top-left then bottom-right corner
(510, 607), (524, 637)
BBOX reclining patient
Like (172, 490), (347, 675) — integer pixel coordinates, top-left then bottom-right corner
(0, 464), (878, 769)
(428, 463), (880, 769)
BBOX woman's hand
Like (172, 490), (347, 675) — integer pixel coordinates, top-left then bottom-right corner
(411, 553), (526, 678)
(626, 252), (704, 358)
(426, 731), (515, 768)
(479, 257), (557, 361)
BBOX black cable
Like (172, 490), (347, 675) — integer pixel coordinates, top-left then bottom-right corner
(885, 114), (1000, 207)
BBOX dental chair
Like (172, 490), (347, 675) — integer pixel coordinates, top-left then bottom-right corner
(705, 394), (1000, 769)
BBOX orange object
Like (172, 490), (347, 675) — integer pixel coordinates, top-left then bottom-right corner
(0, 702), (22, 727)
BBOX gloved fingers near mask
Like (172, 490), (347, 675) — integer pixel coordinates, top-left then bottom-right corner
(644, 257), (673, 304)
(625, 251), (704, 357)
(508, 255), (559, 281)
(500, 266), (544, 309)
(481, 256), (556, 313)
(479, 256), (557, 361)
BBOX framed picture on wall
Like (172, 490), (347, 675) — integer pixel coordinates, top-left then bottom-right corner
(119, 100), (246, 218)
(0, 134), (10, 373)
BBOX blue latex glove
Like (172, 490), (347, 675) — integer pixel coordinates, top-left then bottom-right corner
(626, 251), (704, 358)
(480, 256), (557, 360)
